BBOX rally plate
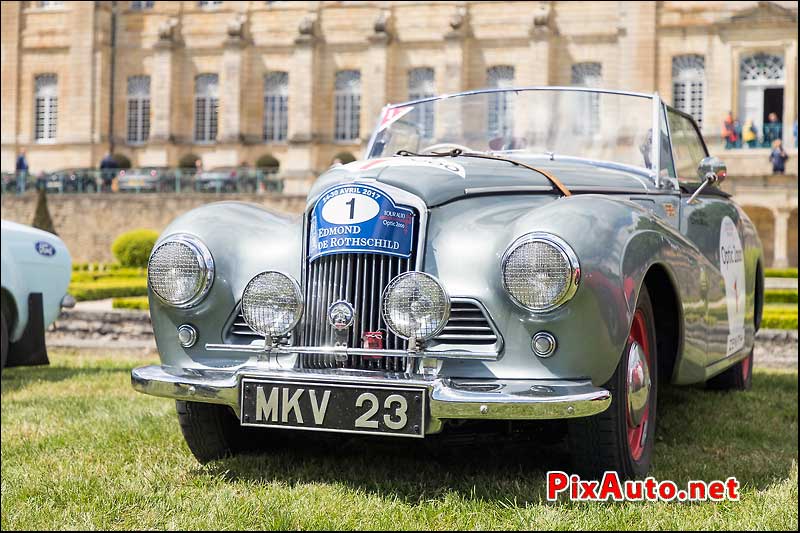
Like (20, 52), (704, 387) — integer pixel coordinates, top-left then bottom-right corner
(240, 379), (426, 438)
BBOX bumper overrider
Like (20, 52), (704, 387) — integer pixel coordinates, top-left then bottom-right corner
(131, 364), (611, 434)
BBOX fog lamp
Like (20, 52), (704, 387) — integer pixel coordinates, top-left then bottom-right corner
(241, 271), (303, 339)
(381, 272), (450, 345)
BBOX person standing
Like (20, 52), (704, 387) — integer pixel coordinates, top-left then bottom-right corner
(742, 119), (758, 148)
(722, 112), (736, 149)
(769, 139), (789, 175)
(15, 148), (29, 194)
(99, 152), (118, 192)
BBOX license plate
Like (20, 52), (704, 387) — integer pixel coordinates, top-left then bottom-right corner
(240, 379), (426, 438)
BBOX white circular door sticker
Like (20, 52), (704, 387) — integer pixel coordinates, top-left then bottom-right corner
(321, 193), (380, 225)
(719, 216), (745, 356)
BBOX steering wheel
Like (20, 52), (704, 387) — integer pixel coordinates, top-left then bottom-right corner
(419, 142), (475, 155)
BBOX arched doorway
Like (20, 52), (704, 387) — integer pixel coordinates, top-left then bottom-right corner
(743, 206), (775, 266)
(789, 208), (798, 268)
(738, 53), (785, 145)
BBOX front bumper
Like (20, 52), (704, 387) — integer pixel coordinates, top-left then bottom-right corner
(131, 365), (611, 434)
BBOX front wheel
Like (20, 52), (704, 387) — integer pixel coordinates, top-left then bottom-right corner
(176, 400), (272, 463)
(568, 285), (658, 479)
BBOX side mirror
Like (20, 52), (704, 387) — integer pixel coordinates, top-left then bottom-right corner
(697, 156), (727, 184)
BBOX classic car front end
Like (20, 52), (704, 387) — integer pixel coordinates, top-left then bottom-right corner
(133, 88), (763, 478)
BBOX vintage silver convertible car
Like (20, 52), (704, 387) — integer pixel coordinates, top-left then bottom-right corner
(132, 88), (763, 478)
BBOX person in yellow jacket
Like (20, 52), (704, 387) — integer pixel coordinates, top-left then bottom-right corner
(743, 119), (758, 148)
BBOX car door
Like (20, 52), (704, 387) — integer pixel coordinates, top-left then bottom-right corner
(668, 109), (747, 367)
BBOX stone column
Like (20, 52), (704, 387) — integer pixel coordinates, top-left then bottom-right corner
(150, 21), (177, 144)
(220, 15), (246, 144)
(363, 8), (392, 149)
(1, 1), (21, 155)
(773, 208), (791, 268)
(282, 14), (318, 194)
(64, 1), (96, 148)
(616, 1), (657, 93)
(438, 5), (469, 139)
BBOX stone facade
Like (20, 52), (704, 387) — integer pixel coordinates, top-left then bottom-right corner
(1, 1), (798, 264)
(0, 192), (306, 263)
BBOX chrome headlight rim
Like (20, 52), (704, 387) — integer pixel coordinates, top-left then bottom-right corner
(147, 233), (214, 308)
(241, 271), (304, 339)
(501, 232), (580, 313)
(381, 271), (451, 342)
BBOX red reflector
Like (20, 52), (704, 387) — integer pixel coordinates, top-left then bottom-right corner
(362, 331), (384, 353)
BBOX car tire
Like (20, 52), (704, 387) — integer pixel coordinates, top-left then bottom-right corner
(1, 310), (9, 373)
(706, 348), (753, 391)
(175, 400), (269, 463)
(567, 285), (657, 479)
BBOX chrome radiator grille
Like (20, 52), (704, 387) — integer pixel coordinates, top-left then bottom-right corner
(299, 253), (413, 371)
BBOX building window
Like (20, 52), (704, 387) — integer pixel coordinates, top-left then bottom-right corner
(127, 76), (151, 144)
(571, 62), (602, 134)
(334, 70), (361, 142)
(37, 1), (64, 8)
(263, 72), (288, 143)
(739, 52), (785, 144)
(198, 1), (222, 8)
(487, 66), (514, 139)
(130, 1), (154, 10)
(408, 67), (435, 139)
(672, 55), (705, 128)
(34, 74), (58, 142)
(194, 74), (219, 143)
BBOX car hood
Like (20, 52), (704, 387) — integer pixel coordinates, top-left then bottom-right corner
(308, 156), (654, 208)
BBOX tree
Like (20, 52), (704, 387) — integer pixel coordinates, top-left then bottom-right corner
(31, 188), (57, 235)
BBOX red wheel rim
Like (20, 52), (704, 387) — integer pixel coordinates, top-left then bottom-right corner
(741, 353), (751, 382)
(627, 309), (650, 462)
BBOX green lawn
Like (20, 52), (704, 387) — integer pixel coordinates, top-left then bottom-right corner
(1, 350), (797, 530)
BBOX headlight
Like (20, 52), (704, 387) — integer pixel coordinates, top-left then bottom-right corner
(501, 232), (580, 312)
(382, 272), (450, 343)
(148, 234), (214, 308)
(241, 271), (303, 338)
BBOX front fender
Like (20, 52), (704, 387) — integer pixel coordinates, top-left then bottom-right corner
(149, 201), (303, 369)
(427, 194), (699, 385)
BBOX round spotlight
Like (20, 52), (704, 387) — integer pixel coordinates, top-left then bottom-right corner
(241, 271), (303, 338)
(381, 272), (450, 342)
(148, 234), (214, 308)
(501, 232), (580, 312)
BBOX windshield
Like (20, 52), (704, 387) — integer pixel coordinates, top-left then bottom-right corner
(368, 88), (657, 172)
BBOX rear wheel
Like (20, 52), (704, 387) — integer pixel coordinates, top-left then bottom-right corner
(176, 400), (272, 463)
(568, 286), (657, 479)
(706, 349), (753, 391)
(1, 310), (8, 373)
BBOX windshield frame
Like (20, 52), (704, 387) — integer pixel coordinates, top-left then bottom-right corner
(366, 86), (670, 190)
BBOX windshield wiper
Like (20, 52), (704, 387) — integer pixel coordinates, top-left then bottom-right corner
(396, 149), (571, 197)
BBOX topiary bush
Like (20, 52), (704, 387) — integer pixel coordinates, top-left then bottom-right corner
(255, 153), (280, 170)
(112, 153), (132, 169)
(332, 151), (356, 164)
(765, 289), (798, 304)
(31, 188), (57, 235)
(765, 268), (798, 279)
(179, 153), (201, 169)
(111, 229), (159, 268)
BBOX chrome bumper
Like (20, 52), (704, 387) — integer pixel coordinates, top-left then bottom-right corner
(131, 365), (611, 434)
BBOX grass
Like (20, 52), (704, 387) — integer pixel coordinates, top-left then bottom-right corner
(111, 295), (149, 310)
(1, 350), (797, 530)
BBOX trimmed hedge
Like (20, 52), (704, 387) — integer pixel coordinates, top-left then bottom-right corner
(112, 230), (159, 268)
(765, 289), (798, 304)
(112, 296), (149, 311)
(71, 268), (145, 283)
(762, 314), (798, 330)
(765, 268), (798, 279)
(69, 278), (148, 301)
